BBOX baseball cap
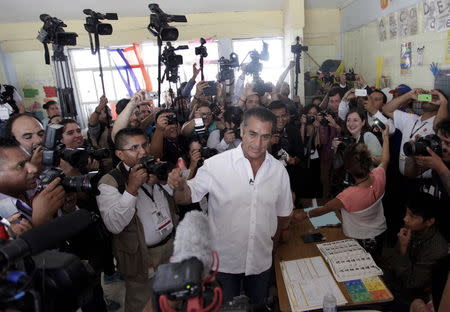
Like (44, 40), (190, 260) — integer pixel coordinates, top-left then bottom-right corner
(389, 84), (411, 95)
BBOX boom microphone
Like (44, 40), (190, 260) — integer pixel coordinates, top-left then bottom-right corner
(171, 211), (213, 276)
(0, 210), (97, 268)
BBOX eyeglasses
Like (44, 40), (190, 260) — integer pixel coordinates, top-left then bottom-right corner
(117, 142), (149, 152)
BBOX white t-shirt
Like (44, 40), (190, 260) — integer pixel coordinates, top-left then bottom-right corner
(393, 110), (436, 175)
(187, 144), (293, 275)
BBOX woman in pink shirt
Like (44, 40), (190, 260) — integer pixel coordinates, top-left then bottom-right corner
(297, 127), (390, 256)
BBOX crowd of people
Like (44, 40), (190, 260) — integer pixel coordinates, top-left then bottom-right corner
(0, 61), (449, 312)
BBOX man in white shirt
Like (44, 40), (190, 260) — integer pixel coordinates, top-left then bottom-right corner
(168, 107), (293, 305)
(96, 127), (177, 312)
(382, 88), (441, 175)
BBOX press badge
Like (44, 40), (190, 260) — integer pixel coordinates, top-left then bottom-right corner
(0, 106), (9, 120)
(152, 210), (173, 236)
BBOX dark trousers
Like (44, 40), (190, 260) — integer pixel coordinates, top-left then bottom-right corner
(216, 268), (271, 305)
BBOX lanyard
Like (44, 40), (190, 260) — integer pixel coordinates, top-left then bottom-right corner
(140, 185), (155, 202)
(409, 119), (427, 139)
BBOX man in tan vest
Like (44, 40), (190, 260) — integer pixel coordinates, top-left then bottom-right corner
(96, 127), (177, 312)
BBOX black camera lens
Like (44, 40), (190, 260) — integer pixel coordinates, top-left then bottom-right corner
(403, 134), (441, 157)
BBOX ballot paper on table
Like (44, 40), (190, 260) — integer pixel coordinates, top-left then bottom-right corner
(316, 239), (383, 282)
(280, 256), (347, 311)
(304, 207), (341, 228)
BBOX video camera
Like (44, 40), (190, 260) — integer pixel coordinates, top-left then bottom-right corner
(39, 124), (100, 193)
(83, 9), (118, 36)
(218, 53), (239, 82)
(147, 3), (187, 41)
(37, 14), (78, 46)
(0, 210), (99, 312)
(162, 42), (189, 83)
(241, 42), (273, 96)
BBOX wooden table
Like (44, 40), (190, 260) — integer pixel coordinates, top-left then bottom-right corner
(274, 216), (393, 311)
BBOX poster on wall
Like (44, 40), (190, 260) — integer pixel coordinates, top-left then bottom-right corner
(398, 8), (410, 37)
(436, 0), (450, 32)
(389, 12), (398, 39)
(400, 42), (412, 75)
(377, 17), (387, 41)
(423, 0), (450, 32)
(408, 6), (419, 36)
(423, 0), (437, 32)
(398, 6), (419, 37)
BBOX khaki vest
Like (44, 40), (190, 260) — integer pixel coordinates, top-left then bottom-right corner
(99, 169), (178, 280)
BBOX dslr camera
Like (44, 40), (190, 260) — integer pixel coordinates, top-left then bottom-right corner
(139, 156), (174, 181)
(318, 109), (335, 126)
(345, 69), (356, 81)
(166, 113), (178, 125)
(337, 136), (357, 147)
(39, 124), (99, 193)
(403, 134), (442, 157)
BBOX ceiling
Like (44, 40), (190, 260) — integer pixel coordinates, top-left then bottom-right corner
(0, 0), (355, 23)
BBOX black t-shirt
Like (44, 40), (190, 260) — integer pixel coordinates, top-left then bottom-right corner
(271, 124), (303, 161)
(162, 136), (188, 165)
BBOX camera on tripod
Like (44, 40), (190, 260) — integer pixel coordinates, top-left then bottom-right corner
(162, 42), (189, 83)
(148, 3), (187, 41)
(83, 9), (118, 36)
(218, 53), (239, 82)
(37, 14), (78, 46)
(242, 42), (273, 96)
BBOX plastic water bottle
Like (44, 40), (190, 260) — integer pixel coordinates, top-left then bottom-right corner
(322, 293), (337, 312)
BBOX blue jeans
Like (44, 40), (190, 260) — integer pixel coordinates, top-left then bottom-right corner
(216, 268), (271, 305)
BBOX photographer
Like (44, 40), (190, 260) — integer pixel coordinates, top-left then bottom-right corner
(58, 119), (100, 176)
(181, 102), (217, 138)
(296, 127), (390, 257)
(269, 101), (303, 199)
(297, 104), (325, 202)
(97, 128), (177, 312)
(111, 92), (147, 141)
(338, 88), (395, 135)
(382, 88), (442, 175)
(0, 137), (65, 230)
(237, 82), (264, 110)
(4, 113), (45, 169)
(207, 106), (243, 152)
(41, 100), (61, 128)
(149, 109), (187, 165)
(272, 61), (302, 121)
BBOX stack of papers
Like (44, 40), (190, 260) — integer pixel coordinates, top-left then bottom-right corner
(316, 239), (383, 282)
(304, 207), (341, 228)
(280, 256), (347, 311)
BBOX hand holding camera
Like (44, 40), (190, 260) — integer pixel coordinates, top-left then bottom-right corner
(32, 177), (66, 226)
(126, 164), (148, 196)
(430, 89), (448, 106)
(414, 146), (447, 172)
(189, 148), (202, 169)
(223, 129), (236, 144)
(129, 90), (146, 107)
(30, 145), (44, 168)
(195, 81), (208, 97)
(343, 88), (356, 102)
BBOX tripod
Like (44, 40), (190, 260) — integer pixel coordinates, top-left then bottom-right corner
(51, 45), (77, 118)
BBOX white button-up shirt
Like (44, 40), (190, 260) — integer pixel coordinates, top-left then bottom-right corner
(187, 144), (293, 275)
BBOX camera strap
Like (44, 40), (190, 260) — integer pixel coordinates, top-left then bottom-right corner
(409, 119), (427, 139)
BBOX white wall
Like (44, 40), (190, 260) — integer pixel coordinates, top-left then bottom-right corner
(342, 0), (421, 32)
(343, 9), (448, 90)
